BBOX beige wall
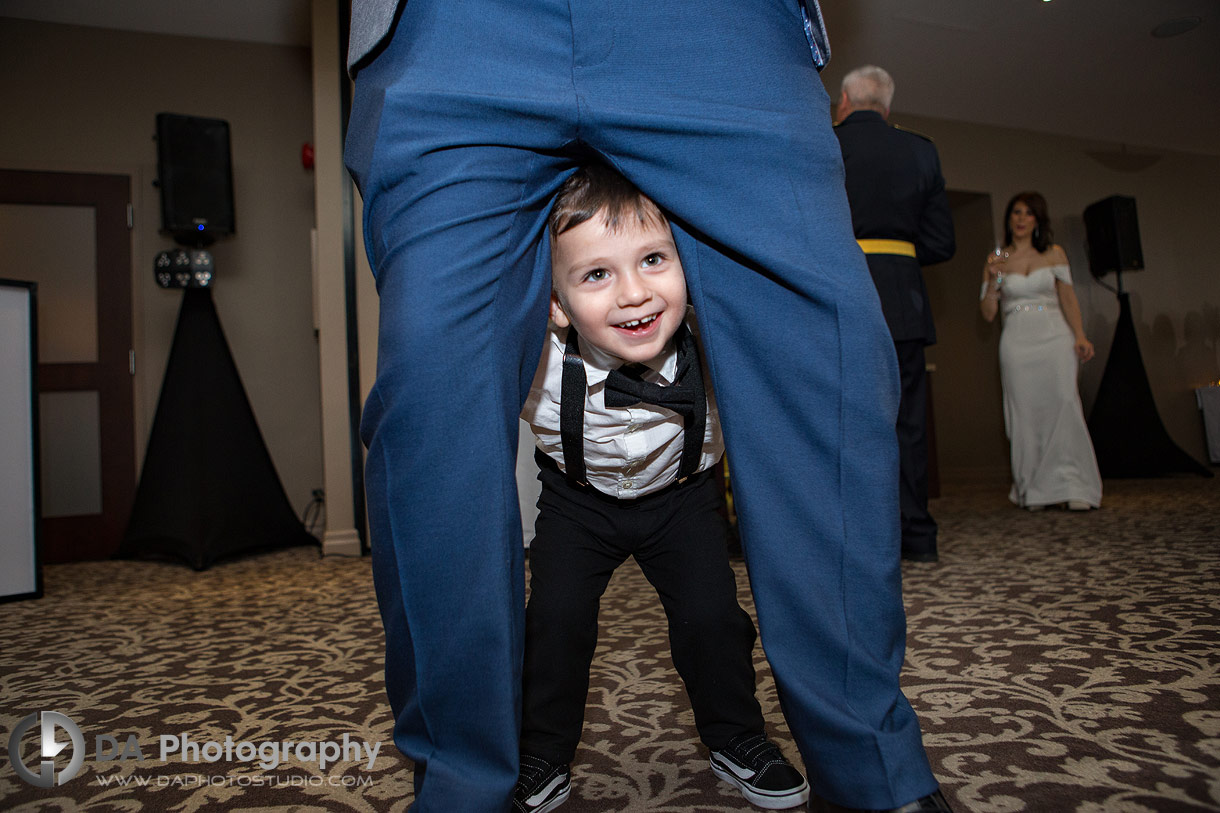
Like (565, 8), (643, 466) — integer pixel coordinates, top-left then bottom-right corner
(0, 18), (324, 515)
(6, 11), (1215, 512)
(892, 113), (1220, 481)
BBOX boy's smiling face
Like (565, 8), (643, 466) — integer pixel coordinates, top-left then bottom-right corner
(550, 212), (687, 365)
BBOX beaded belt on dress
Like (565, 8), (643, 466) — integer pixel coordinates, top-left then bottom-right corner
(1005, 302), (1059, 315)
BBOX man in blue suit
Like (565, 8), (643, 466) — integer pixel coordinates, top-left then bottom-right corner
(344, 2), (951, 811)
(834, 65), (956, 564)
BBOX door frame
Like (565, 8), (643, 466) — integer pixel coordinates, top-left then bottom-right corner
(0, 169), (135, 562)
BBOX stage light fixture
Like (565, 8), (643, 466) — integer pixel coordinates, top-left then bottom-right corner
(154, 249), (214, 288)
(154, 250), (174, 288)
(191, 250), (214, 287)
(173, 249), (192, 288)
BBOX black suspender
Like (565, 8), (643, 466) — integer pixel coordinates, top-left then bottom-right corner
(559, 328), (589, 486)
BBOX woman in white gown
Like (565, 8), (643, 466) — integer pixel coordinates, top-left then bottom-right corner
(980, 192), (1102, 511)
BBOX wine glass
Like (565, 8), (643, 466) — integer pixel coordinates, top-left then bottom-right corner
(991, 245), (1008, 288)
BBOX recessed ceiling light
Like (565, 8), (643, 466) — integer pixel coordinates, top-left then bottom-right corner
(1152, 16), (1202, 37)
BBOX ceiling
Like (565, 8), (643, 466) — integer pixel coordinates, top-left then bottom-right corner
(818, 0), (1220, 157)
(0, 0), (312, 49)
(2, 0), (1217, 157)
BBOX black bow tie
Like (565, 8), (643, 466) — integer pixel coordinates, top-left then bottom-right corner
(603, 324), (700, 417)
(604, 362), (697, 415)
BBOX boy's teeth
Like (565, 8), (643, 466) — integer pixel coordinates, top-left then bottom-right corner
(619, 314), (656, 328)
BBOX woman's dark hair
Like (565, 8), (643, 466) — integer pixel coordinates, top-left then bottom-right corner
(548, 162), (665, 240)
(1003, 191), (1053, 252)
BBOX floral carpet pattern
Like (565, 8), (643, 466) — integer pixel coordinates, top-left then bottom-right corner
(1, 478), (1218, 812)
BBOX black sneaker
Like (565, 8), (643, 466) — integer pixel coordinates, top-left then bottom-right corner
(513, 754), (571, 813)
(711, 733), (810, 809)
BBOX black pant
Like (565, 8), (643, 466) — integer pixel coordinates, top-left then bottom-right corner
(894, 340), (937, 556)
(520, 457), (764, 764)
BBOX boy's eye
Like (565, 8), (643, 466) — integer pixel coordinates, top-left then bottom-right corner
(642, 253), (664, 267)
(584, 268), (609, 282)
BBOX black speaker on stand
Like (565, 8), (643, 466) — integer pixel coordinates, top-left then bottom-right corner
(1083, 195), (1211, 478)
(154, 112), (236, 246)
(118, 114), (317, 569)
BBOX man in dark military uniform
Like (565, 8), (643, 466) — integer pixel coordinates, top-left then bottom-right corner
(835, 65), (956, 563)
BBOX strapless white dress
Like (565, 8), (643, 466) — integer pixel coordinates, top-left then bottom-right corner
(997, 264), (1102, 508)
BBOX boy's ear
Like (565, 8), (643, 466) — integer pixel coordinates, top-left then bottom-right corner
(549, 293), (571, 328)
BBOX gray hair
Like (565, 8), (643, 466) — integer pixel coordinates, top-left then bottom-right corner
(841, 65), (895, 112)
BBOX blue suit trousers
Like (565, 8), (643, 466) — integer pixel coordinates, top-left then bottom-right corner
(345, 1), (937, 809)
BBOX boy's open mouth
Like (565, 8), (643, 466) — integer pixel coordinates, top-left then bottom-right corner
(615, 313), (658, 332)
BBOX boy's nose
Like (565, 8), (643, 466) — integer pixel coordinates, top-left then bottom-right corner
(616, 271), (649, 306)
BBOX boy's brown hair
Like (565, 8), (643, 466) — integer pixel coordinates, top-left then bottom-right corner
(548, 162), (667, 240)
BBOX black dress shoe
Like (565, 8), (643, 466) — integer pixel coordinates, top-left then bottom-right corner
(809, 788), (953, 812)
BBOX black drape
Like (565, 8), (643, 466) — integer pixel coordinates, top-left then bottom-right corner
(1087, 292), (1211, 478)
(118, 288), (317, 569)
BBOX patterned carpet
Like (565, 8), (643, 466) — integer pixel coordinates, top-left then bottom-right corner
(2, 477), (1218, 812)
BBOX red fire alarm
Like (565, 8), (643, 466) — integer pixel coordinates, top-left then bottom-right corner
(301, 143), (315, 170)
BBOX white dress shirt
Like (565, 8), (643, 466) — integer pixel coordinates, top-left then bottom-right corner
(521, 316), (723, 499)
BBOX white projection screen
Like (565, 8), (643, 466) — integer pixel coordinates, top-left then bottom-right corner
(0, 280), (41, 601)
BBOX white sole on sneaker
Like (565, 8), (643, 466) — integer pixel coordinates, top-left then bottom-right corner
(523, 776), (570, 813)
(710, 756), (810, 810)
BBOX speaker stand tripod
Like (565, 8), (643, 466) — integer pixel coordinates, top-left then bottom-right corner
(117, 287), (318, 569)
(1086, 270), (1211, 478)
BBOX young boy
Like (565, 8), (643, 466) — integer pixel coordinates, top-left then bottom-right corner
(515, 163), (809, 812)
